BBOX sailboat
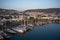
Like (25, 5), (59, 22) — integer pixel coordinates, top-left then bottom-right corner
(11, 13), (33, 34)
(2, 18), (16, 34)
(11, 13), (27, 34)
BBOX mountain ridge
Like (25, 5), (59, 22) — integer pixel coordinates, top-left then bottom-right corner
(0, 8), (60, 15)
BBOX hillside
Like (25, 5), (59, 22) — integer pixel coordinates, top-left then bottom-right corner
(0, 8), (21, 15)
(24, 8), (60, 15)
(0, 8), (60, 15)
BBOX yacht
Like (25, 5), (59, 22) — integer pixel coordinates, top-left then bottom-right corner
(12, 26), (26, 34)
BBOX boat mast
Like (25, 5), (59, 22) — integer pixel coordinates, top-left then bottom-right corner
(23, 12), (25, 26)
(1, 20), (3, 32)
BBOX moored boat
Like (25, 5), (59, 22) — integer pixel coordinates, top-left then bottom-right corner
(7, 29), (16, 34)
(12, 26), (26, 34)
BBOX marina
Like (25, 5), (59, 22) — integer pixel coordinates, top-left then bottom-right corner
(8, 24), (60, 40)
(0, 17), (60, 40)
(0, 24), (60, 40)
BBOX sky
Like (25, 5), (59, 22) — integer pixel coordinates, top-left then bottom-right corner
(0, 0), (60, 11)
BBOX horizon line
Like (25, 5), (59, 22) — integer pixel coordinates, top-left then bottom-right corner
(0, 7), (60, 11)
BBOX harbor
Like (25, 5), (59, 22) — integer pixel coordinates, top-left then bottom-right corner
(1, 24), (60, 40)
(0, 25), (33, 40)
(0, 15), (60, 40)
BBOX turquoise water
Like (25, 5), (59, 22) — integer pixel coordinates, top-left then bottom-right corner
(10, 24), (60, 40)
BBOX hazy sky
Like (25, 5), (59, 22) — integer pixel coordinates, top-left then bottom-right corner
(0, 0), (60, 10)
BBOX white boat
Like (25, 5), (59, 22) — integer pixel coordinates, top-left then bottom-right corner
(27, 24), (34, 27)
(19, 25), (27, 31)
(11, 13), (32, 34)
(25, 24), (34, 30)
(12, 26), (26, 33)
(7, 29), (16, 34)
